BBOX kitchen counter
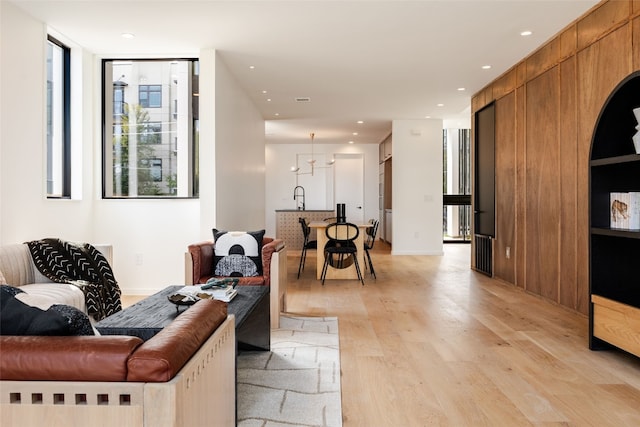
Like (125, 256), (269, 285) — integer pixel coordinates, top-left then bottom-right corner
(276, 210), (334, 252)
(275, 209), (336, 212)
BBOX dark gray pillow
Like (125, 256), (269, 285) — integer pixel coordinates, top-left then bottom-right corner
(0, 286), (94, 336)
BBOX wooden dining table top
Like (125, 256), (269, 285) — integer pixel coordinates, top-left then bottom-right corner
(308, 221), (372, 228)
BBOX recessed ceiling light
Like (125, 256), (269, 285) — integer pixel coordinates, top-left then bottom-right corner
(357, 120), (364, 124)
(425, 116), (431, 119)
(437, 103), (444, 107)
(482, 65), (491, 70)
(457, 87), (466, 91)
(520, 30), (533, 36)
(267, 98), (271, 102)
(249, 65), (255, 69)
(121, 33), (135, 39)
(262, 90), (267, 94)
(274, 113), (280, 116)
(348, 141), (354, 144)
(352, 132), (358, 136)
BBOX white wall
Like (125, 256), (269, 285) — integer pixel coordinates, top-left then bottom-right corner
(214, 56), (266, 231)
(0, 4), (266, 295)
(265, 142), (379, 237)
(0, 1), (94, 244)
(392, 119), (443, 255)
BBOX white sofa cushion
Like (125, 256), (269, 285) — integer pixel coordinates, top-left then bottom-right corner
(0, 244), (37, 286)
(17, 283), (86, 314)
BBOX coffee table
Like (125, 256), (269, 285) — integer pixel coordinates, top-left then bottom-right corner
(95, 285), (270, 351)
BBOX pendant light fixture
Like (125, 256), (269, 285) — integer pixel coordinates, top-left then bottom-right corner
(290, 132), (335, 176)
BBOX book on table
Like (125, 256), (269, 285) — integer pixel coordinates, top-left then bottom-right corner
(178, 285), (238, 302)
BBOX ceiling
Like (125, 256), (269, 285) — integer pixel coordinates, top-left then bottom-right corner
(11, 0), (599, 145)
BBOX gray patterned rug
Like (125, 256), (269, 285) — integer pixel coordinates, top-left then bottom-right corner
(237, 315), (342, 427)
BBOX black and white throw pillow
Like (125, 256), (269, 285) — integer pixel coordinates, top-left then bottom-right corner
(212, 229), (265, 277)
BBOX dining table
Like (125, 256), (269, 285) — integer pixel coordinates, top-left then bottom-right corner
(308, 221), (372, 280)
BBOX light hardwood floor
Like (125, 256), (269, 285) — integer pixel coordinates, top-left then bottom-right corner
(123, 242), (640, 426)
(287, 242), (640, 426)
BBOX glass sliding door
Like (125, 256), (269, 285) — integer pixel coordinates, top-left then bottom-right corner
(443, 128), (471, 242)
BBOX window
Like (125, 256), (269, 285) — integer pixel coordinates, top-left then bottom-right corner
(46, 36), (71, 198)
(140, 122), (162, 145)
(139, 84), (162, 108)
(150, 159), (162, 181)
(102, 59), (199, 198)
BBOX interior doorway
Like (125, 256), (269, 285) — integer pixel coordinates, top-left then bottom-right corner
(333, 153), (364, 223)
(443, 128), (471, 243)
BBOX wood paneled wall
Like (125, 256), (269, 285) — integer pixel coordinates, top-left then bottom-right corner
(472, 0), (640, 315)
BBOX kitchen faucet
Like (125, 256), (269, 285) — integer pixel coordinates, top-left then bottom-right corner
(293, 186), (305, 210)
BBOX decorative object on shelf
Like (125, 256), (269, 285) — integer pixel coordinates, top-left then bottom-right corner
(610, 192), (629, 229)
(633, 107), (640, 154)
(290, 133), (335, 176)
(611, 192), (640, 230)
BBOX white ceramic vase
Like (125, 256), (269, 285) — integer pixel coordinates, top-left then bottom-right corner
(633, 107), (640, 154)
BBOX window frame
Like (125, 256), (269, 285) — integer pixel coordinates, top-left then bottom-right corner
(101, 58), (199, 199)
(46, 35), (71, 199)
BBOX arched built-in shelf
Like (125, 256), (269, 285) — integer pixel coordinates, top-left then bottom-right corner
(589, 71), (640, 356)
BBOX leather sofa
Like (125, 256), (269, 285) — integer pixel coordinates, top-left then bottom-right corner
(185, 237), (287, 328)
(0, 299), (236, 427)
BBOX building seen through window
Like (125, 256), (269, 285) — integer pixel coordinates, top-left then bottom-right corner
(103, 59), (199, 198)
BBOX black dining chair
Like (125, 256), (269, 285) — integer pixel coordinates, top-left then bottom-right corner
(297, 217), (317, 279)
(364, 219), (379, 279)
(321, 222), (364, 286)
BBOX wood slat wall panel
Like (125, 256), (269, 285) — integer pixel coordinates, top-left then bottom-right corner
(494, 93), (516, 284)
(559, 25), (578, 60)
(526, 38), (560, 81)
(559, 57), (579, 310)
(471, 95), (482, 113)
(472, 1), (640, 315)
(525, 69), (561, 301)
(492, 68), (517, 100)
(515, 86), (526, 289)
(577, 0), (630, 50)
(516, 63), (527, 88)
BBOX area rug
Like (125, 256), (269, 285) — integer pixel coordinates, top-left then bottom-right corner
(237, 315), (342, 427)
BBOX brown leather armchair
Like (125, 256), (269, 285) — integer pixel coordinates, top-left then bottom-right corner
(185, 237), (283, 287)
(185, 237), (287, 328)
